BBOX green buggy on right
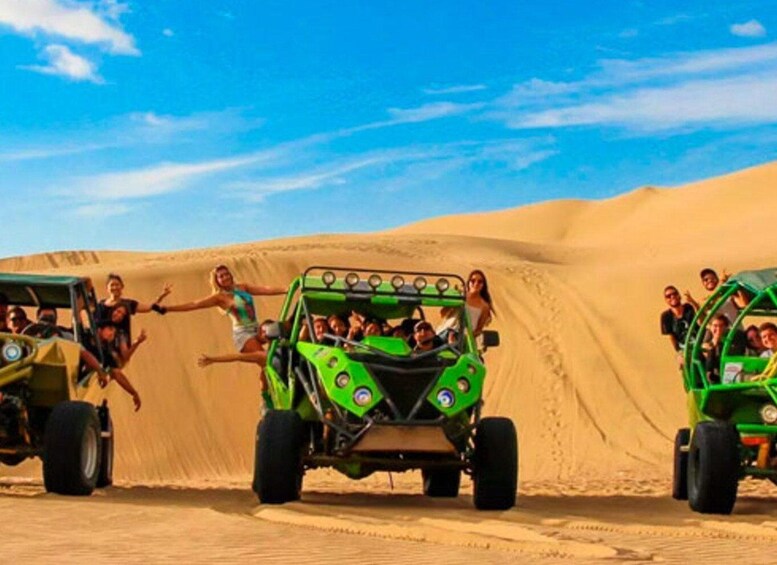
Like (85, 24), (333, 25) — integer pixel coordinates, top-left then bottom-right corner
(674, 269), (777, 514)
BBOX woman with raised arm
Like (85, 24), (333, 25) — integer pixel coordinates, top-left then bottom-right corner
(97, 273), (172, 341)
(438, 269), (496, 337)
(162, 265), (286, 409)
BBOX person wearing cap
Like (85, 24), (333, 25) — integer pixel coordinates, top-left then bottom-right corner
(412, 321), (442, 353)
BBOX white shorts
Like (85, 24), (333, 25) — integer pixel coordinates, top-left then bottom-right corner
(233, 325), (260, 352)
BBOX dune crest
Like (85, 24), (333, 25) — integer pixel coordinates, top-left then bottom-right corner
(4, 160), (777, 486)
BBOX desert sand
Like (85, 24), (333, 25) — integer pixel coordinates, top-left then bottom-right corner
(2, 161), (777, 563)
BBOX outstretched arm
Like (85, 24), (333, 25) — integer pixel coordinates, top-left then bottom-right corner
(162, 293), (223, 313)
(198, 351), (266, 367)
(109, 368), (141, 411)
(240, 283), (287, 296)
(135, 283), (174, 313)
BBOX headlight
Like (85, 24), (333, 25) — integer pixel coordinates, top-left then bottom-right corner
(761, 404), (777, 424)
(335, 372), (350, 388)
(368, 274), (382, 289)
(322, 271), (336, 286)
(354, 387), (373, 406)
(345, 272), (360, 287)
(391, 275), (405, 289)
(435, 278), (450, 292)
(327, 357), (339, 369)
(456, 378), (470, 393)
(413, 276), (427, 291)
(1, 342), (23, 363)
(437, 388), (455, 408)
(467, 364), (477, 375)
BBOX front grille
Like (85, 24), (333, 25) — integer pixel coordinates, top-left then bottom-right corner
(365, 363), (443, 419)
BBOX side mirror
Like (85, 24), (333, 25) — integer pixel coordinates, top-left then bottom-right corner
(263, 322), (286, 340)
(481, 330), (500, 348)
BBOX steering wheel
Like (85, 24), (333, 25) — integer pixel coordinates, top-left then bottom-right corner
(21, 323), (61, 339)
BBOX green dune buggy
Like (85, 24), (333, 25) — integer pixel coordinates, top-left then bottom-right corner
(0, 273), (114, 495)
(253, 267), (518, 510)
(674, 268), (777, 514)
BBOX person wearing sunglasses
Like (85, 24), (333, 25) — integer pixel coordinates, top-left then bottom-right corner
(8, 307), (31, 335)
(660, 285), (696, 353)
(438, 269), (496, 339)
(412, 321), (442, 353)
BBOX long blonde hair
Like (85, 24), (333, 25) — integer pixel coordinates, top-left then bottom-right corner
(209, 264), (232, 293)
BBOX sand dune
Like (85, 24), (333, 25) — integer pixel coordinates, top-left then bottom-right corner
(3, 161), (777, 562)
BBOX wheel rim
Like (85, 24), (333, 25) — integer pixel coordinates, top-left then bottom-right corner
(82, 426), (99, 479)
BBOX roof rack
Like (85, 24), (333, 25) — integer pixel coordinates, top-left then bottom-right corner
(301, 266), (466, 299)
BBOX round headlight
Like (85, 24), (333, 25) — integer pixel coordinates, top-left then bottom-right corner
(456, 378), (470, 393)
(436, 388), (455, 409)
(353, 387), (373, 407)
(467, 364), (477, 375)
(435, 278), (450, 293)
(322, 271), (336, 286)
(1, 342), (23, 363)
(327, 356), (339, 369)
(368, 274), (382, 289)
(335, 372), (350, 388)
(761, 404), (777, 424)
(413, 276), (427, 291)
(391, 275), (405, 289)
(345, 272), (360, 287)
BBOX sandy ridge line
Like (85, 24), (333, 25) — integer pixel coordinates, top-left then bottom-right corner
(557, 519), (777, 542)
(253, 506), (650, 560)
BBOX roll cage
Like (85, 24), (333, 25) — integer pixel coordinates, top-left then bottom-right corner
(682, 268), (777, 429)
(0, 273), (107, 376)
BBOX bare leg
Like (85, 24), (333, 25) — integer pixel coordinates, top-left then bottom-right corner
(241, 336), (272, 411)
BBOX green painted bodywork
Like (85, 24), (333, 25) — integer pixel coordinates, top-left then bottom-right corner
(681, 268), (777, 477)
(297, 341), (384, 417)
(427, 353), (485, 417)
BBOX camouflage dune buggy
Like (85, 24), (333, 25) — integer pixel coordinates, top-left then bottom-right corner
(0, 273), (113, 495)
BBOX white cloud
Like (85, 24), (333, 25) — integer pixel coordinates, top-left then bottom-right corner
(508, 74), (777, 131)
(69, 151), (279, 201)
(0, 0), (139, 54)
(618, 28), (639, 39)
(1, 108), (265, 162)
(228, 156), (396, 201)
(422, 84), (487, 95)
(492, 42), (777, 133)
(655, 13), (694, 26)
(386, 102), (483, 124)
(74, 202), (133, 218)
(730, 19), (767, 38)
(162, 28), (174, 37)
(20, 44), (102, 82)
(228, 139), (557, 202)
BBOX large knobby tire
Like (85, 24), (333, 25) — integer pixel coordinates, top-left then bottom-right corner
(253, 410), (304, 504)
(473, 417), (518, 510)
(688, 421), (740, 514)
(672, 428), (690, 501)
(422, 468), (461, 497)
(43, 401), (102, 496)
(96, 409), (114, 488)
(0, 453), (28, 466)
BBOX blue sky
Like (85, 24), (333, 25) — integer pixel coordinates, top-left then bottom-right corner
(1, 1), (776, 257)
